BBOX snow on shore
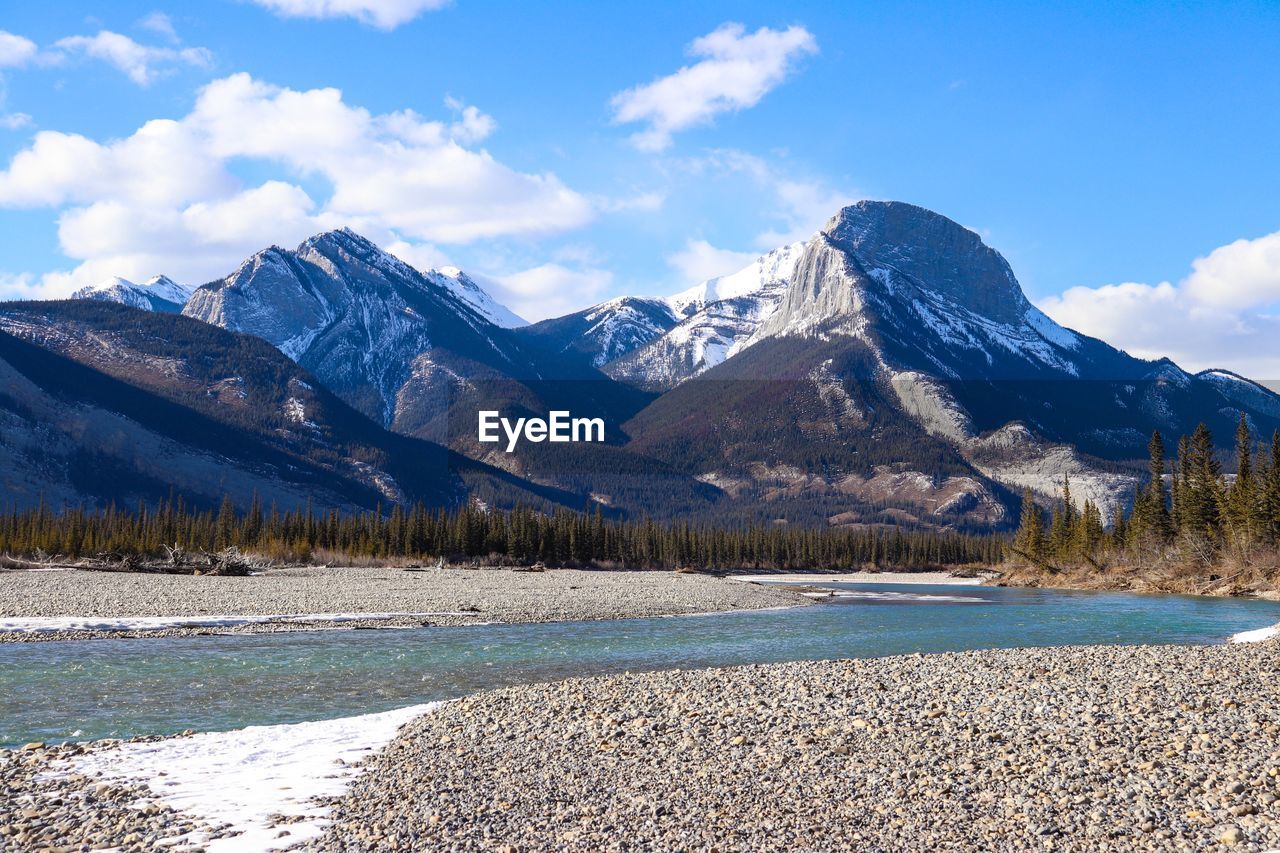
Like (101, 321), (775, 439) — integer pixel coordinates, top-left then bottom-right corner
(72, 703), (442, 851)
(729, 572), (989, 585)
(0, 612), (480, 633)
(1229, 623), (1280, 643)
(799, 590), (977, 603)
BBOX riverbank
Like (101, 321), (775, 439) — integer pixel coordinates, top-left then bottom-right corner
(996, 562), (1280, 600)
(317, 639), (1280, 851)
(0, 566), (805, 642)
(4, 636), (1278, 849)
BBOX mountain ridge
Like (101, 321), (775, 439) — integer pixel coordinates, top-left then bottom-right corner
(19, 205), (1280, 529)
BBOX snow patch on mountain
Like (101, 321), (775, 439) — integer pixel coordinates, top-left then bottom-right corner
(890, 371), (974, 442)
(1199, 369), (1280, 419)
(431, 267), (527, 329)
(579, 297), (676, 366)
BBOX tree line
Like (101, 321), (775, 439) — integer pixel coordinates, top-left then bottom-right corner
(1014, 415), (1280, 569)
(0, 496), (1003, 571)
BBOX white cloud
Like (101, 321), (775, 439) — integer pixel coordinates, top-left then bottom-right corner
(0, 73), (594, 297)
(0, 112), (30, 130)
(138, 12), (180, 44)
(443, 95), (495, 143)
(1182, 231), (1280, 309)
(384, 239), (453, 273)
(0, 31), (38, 68)
(666, 239), (757, 284)
(1038, 229), (1280, 381)
(52, 31), (212, 86)
(611, 23), (817, 152)
(248, 0), (450, 29)
(472, 264), (613, 322)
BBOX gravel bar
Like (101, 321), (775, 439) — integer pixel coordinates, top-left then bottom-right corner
(313, 640), (1280, 852)
(0, 566), (805, 642)
(0, 736), (232, 851)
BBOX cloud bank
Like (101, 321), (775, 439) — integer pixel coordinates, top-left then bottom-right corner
(248, 0), (450, 29)
(0, 73), (593, 295)
(1038, 229), (1280, 381)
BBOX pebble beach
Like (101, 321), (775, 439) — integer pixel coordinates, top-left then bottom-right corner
(3, 638), (1279, 850)
(0, 566), (805, 642)
(315, 640), (1280, 852)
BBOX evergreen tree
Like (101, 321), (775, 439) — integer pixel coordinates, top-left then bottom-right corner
(1014, 488), (1046, 562)
(1145, 431), (1173, 542)
(1224, 414), (1257, 550)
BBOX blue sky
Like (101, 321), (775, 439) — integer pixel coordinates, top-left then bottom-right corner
(2, 1), (1279, 376)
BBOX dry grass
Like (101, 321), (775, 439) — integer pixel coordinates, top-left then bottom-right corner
(997, 548), (1280, 598)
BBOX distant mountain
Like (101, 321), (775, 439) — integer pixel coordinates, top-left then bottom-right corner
(623, 201), (1280, 520)
(71, 275), (192, 313)
(179, 229), (682, 511)
(513, 296), (679, 369)
(0, 300), (585, 513)
(182, 228), (551, 428)
(22, 208), (1280, 531)
(605, 242), (805, 390)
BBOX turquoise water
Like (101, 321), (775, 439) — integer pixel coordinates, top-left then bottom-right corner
(2, 583), (1278, 748)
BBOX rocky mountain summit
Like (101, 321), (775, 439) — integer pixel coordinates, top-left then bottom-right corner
(630, 201), (1280, 518)
(182, 228), (549, 429)
(71, 275), (192, 313)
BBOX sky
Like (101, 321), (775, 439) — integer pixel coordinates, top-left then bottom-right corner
(1, 1), (1279, 378)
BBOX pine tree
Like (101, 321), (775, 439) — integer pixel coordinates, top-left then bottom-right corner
(1049, 476), (1077, 561)
(1263, 431), (1280, 545)
(1146, 431), (1173, 542)
(1181, 423), (1223, 550)
(1014, 488), (1046, 562)
(1224, 414), (1257, 551)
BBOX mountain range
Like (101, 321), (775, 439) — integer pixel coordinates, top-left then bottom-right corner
(4, 200), (1276, 531)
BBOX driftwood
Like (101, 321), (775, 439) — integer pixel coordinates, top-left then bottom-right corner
(2, 546), (270, 576)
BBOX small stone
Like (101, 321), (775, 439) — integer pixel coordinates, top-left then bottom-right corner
(1217, 825), (1243, 845)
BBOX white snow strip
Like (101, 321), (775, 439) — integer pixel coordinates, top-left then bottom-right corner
(1229, 623), (1280, 644)
(0, 612), (483, 633)
(729, 572), (988, 586)
(800, 590), (977, 603)
(70, 703), (443, 851)
(655, 604), (808, 619)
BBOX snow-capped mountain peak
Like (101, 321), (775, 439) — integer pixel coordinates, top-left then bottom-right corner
(602, 241), (808, 389)
(426, 267), (527, 329)
(70, 274), (193, 313)
(665, 241), (806, 318)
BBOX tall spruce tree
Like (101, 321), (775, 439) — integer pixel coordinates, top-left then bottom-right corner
(1014, 488), (1046, 562)
(1182, 423), (1223, 544)
(1224, 414), (1257, 550)
(1145, 431), (1173, 543)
